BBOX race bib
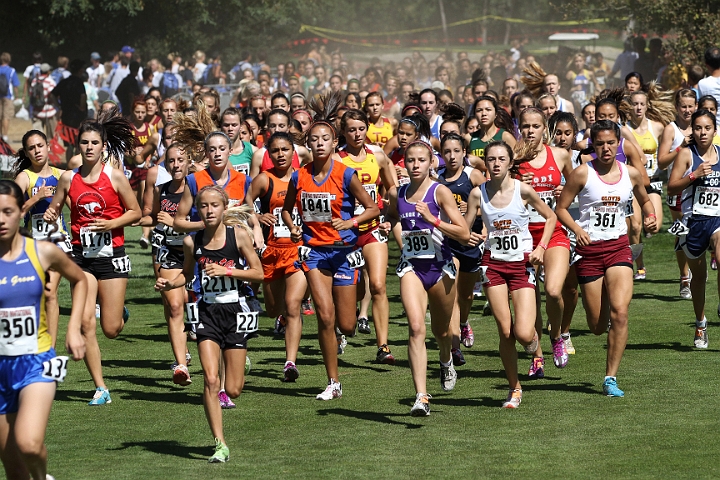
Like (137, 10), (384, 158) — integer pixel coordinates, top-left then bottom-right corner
(273, 207), (300, 239)
(398, 177), (411, 186)
(111, 255), (131, 274)
(201, 272), (239, 304)
(298, 245), (311, 263)
(185, 302), (199, 324)
(233, 163), (250, 175)
(395, 257), (413, 277)
(124, 169), (132, 180)
(371, 228), (388, 243)
(42, 356), (69, 382)
(355, 184), (378, 215)
(528, 191), (556, 223)
(649, 180), (663, 193)
(588, 205), (624, 241)
(31, 214), (61, 240)
(668, 219), (690, 237)
(693, 186), (720, 216)
(236, 311), (259, 333)
(488, 229), (523, 262)
(0, 306), (38, 356)
(301, 192), (332, 223)
(163, 224), (185, 246)
(346, 249), (365, 269)
(401, 229), (435, 259)
(645, 153), (657, 175)
(666, 194), (678, 207)
(625, 191), (634, 216)
(79, 227), (113, 258)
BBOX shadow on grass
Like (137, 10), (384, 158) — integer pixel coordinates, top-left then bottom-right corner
(632, 293), (692, 302)
(109, 440), (207, 460)
(625, 341), (695, 352)
(317, 408), (423, 429)
(242, 383), (324, 398)
(430, 396), (500, 408)
(519, 381), (597, 395)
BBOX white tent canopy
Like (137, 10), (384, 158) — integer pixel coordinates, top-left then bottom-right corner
(548, 33), (600, 41)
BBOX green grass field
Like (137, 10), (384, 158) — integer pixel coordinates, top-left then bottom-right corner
(43, 212), (720, 479)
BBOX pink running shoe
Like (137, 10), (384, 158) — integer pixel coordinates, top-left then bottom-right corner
(528, 357), (545, 379)
(460, 322), (475, 348)
(218, 390), (236, 409)
(551, 337), (568, 368)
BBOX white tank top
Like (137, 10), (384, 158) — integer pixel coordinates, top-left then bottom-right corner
(667, 122), (687, 178)
(481, 179), (533, 261)
(578, 161), (632, 241)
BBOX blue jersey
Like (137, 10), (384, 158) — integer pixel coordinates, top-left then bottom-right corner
(22, 168), (69, 239)
(0, 238), (51, 356)
(682, 145), (720, 219)
(437, 166), (483, 258)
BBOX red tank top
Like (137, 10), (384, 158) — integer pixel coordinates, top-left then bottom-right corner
(390, 149), (405, 168)
(131, 122), (151, 150)
(68, 163), (125, 247)
(516, 145), (561, 224)
(261, 149), (301, 173)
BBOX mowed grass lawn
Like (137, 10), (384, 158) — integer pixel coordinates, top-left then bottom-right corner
(45, 213), (720, 479)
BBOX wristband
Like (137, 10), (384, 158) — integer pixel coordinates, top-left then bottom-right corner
(352, 218), (358, 228)
(434, 217), (442, 228)
(676, 146), (682, 153)
(538, 242), (548, 250)
(226, 266), (233, 277)
(647, 213), (656, 218)
(689, 172), (696, 181)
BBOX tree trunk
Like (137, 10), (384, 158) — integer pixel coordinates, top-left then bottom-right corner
(481, 0), (488, 46)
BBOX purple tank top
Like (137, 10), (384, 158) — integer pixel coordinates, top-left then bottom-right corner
(397, 182), (451, 262)
(589, 137), (627, 163)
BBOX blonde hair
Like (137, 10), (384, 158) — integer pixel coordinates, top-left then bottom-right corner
(195, 185), (253, 237)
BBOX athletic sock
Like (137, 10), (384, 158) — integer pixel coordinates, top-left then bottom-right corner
(440, 359), (452, 367)
(604, 376), (616, 382)
(284, 361), (293, 367)
(561, 333), (570, 340)
(696, 317), (707, 329)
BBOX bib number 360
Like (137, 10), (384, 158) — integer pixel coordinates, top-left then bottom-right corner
(42, 356), (69, 382)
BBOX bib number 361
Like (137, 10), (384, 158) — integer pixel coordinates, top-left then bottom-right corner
(42, 356), (69, 382)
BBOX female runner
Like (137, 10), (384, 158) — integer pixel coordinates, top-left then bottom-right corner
(245, 132), (307, 381)
(628, 90), (665, 279)
(658, 89), (697, 299)
(364, 91), (397, 147)
(667, 110), (720, 349)
(467, 95), (516, 160)
(44, 109), (142, 405)
(515, 107), (574, 375)
(549, 111), (582, 354)
(464, 141), (556, 408)
(381, 141), (469, 416)
(156, 186), (263, 463)
(556, 120), (658, 397)
(384, 113), (431, 187)
(220, 108), (257, 176)
(0, 180), (86, 480)
(13, 131), (71, 346)
(144, 95), (163, 133)
(537, 93), (558, 120)
(128, 100), (153, 248)
(338, 109), (398, 363)
(436, 133), (485, 363)
(138, 144), (193, 385)
(282, 93), (379, 400)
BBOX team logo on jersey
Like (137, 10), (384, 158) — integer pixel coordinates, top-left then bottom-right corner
(76, 192), (107, 219)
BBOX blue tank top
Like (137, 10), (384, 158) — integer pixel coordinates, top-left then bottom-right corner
(22, 168), (69, 237)
(0, 238), (52, 355)
(397, 182), (451, 263)
(437, 166), (483, 258)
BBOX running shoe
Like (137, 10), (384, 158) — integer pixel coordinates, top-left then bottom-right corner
(410, 393), (431, 417)
(634, 268), (646, 280)
(460, 322), (475, 348)
(602, 377), (625, 397)
(472, 281), (484, 300)
(123, 306), (130, 323)
(680, 280), (692, 300)
(440, 362), (457, 391)
(562, 334), (576, 355)
(186, 351), (192, 365)
(95, 303), (100, 319)
(316, 380), (342, 400)
(694, 327), (708, 349)
(208, 438), (229, 463)
(139, 236), (149, 249)
(357, 317), (371, 334)
(188, 330), (197, 341)
(551, 337), (568, 368)
(451, 347), (466, 366)
(713, 258), (718, 271)
(283, 361), (299, 382)
(302, 299), (315, 315)
(528, 357), (545, 379)
(482, 301), (492, 316)
(218, 390), (235, 409)
(376, 344), (395, 365)
(273, 315), (287, 336)
(47, 475), (56, 480)
(172, 364), (192, 386)
(502, 389), (522, 409)
(88, 387), (111, 406)
(524, 331), (539, 355)
(337, 333), (347, 355)
(245, 356), (251, 375)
